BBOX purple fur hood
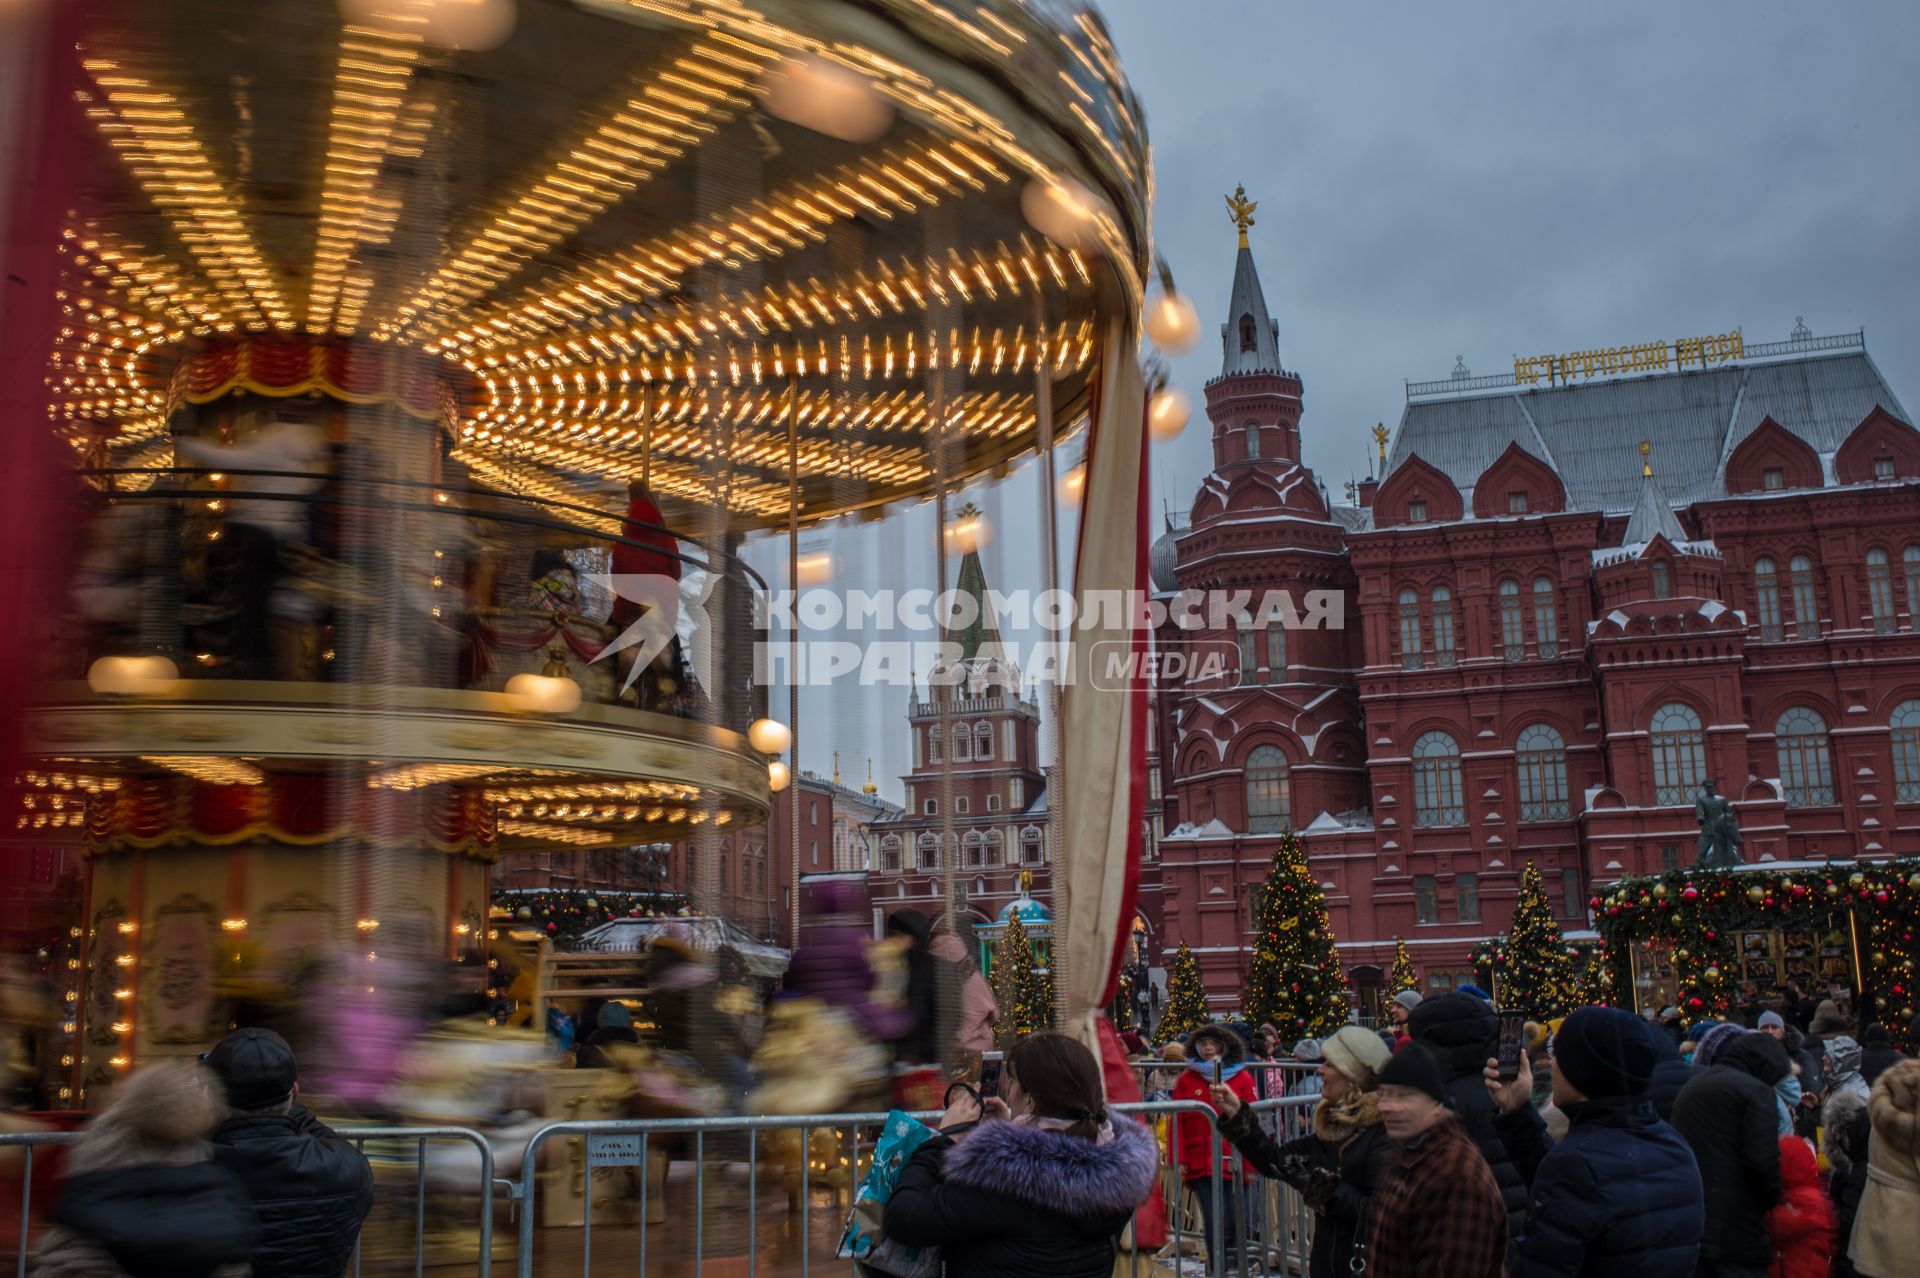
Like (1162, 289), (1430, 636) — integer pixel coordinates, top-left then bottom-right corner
(940, 1116), (1159, 1217)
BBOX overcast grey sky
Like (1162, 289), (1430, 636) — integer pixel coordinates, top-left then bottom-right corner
(763, 0), (1920, 794)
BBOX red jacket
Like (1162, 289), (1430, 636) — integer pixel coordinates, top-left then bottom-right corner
(1766, 1135), (1833, 1278)
(610, 490), (680, 628)
(1169, 1065), (1257, 1180)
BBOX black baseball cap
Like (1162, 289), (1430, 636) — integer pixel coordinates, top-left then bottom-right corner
(201, 1027), (297, 1108)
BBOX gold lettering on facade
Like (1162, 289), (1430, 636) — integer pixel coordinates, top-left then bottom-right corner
(1513, 332), (1741, 386)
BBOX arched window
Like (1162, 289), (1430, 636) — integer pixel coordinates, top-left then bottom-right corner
(951, 722), (972, 762)
(964, 831), (986, 867)
(1499, 579), (1525, 661)
(1789, 555), (1820, 639)
(917, 832), (940, 869)
(923, 797), (937, 816)
(1516, 724), (1569, 821)
(1754, 557), (1784, 642)
(1247, 423), (1262, 460)
(880, 835), (902, 872)
(973, 721), (993, 760)
(955, 795), (969, 814)
(1650, 560), (1672, 599)
(1431, 587), (1457, 666)
(1650, 703), (1706, 805)
(1245, 744), (1291, 834)
(1867, 549), (1895, 633)
(1532, 577), (1558, 659)
(928, 728), (943, 764)
(1265, 621), (1286, 682)
(1776, 707), (1835, 806)
(1905, 547), (1920, 629)
(1397, 588), (1423, 670)
(1239, 314), (1257, 353)
(985, 829), (1004, 865)
(1020, 825), (1044, 864)
(1412, 731), (1464, 827)
(1237, 626), (1258, 686)
(1891, 700), (1920, 802)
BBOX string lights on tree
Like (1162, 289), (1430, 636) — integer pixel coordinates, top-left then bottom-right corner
(1388, 937), (1418, 997)
(1242, 831), (1348, 1041)
(1486, 862), (1577, 1020)
(990, 912), (1051, 1045)
(1154, 940), (1209, 1046)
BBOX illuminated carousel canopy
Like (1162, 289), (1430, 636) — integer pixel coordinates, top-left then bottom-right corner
(53, 0), (1151, 529)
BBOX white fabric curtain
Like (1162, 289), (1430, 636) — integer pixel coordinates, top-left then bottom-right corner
(1060, 323), (1147, 1053)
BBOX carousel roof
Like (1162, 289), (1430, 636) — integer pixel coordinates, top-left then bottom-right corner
(51, 0), (1152, 530)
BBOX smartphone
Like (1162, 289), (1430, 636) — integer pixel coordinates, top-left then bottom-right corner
(1213, 1058), (1223, 1085)
(979, 1060), (1002, 1100)
(1496, 1012), (1528, 1081)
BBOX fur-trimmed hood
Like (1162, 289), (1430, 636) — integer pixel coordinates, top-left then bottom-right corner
(1313, 1089), (1381, 1145)
(941, 1117), (1158, 1217)
(1869, 1058), (1920, 1160)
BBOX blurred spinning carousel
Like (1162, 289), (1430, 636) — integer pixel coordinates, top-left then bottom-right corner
(0, 0), (1157, 1133)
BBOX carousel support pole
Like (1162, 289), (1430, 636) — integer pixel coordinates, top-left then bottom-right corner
(1846, 900), (1865, 1008)
(640, 381), (653, 489)
(1032, 293), (1068, 1028)
(786, 377), (800, 947)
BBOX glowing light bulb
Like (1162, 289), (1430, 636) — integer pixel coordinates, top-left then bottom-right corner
(1020, 177), (1107, 250)
(1145, 291), (1200, 354)
(1059, 461), (1088, 507)
(761, 54), (893, 144)
(768, 761), (791, 793)
(87, 654), (179, 697)
(1148, 388), (1191, 442)
(749, 718), (792, 756)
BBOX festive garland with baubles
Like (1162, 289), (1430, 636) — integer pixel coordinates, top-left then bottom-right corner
(493, 888), (692, 943)
(1591, 859), (1920, 1049)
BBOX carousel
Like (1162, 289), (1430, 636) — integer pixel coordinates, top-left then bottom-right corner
(1, 0), (1170, 1118)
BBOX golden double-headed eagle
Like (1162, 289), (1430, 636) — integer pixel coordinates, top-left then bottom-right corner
(1225, 184), (1257, 246)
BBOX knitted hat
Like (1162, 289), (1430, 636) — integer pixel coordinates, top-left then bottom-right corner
(1320, 1025), (1392, 1089)
(1392, 989), (1424, 1013)
(1455, 984), (1494, 1003)
(1694, 1021), (1745, 1067)
(597, 1002), (632, 1030)
(1552, 1007), (1656, 1099)
(1757, 1010), (1785, 1031)
(1685, 1019), (1722, 1044)
(1376, 1040), (1448, 1104)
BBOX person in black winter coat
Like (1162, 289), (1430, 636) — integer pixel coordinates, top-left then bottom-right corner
(1821, 1084), (1871, 1278)
(35, 1060), (260, 1278)
(1496, 1008), (1703, 1278)
(203, 1027), (374, 1278)
(1859, 1023), (1904, 1086)
(884, 1031), (1159, 1278)
(886, 908), (940, 1064)
(1645, 1025), (1699, 1123)
(1670, 1030), (1789, 1278)
(1407, 991), (1551, 1244)
(1207, 1025), (1395, 1278)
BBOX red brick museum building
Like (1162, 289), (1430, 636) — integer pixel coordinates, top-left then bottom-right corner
(1151, 223), (1920, 1015)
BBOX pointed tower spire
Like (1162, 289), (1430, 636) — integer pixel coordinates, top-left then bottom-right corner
(1220, 185), (1281, 377)
(942, 505), (1003, 663)
(1621, 441), (1688, 548)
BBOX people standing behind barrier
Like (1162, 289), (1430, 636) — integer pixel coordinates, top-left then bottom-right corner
(885, 908), (940, 1065)
(202, 1027), (374, 1278)
(1287, 1038), (1326, 1099)
(928, 931), (997, 1064)
(1208, 1025), (1392, 1278)
(1405, 991), (1550, 1244)
(1848, 1057), (1920, 1278)
(1494, 1007), (1703, 1278)
(1169, 1024), (1257, 1267)
(883, 1031), (1160, 1278)
(1364, 1041), (1508, 1278)
(1670, 1029), (1788, 1278)
(1388, 989), (1421, 1049)
(34, 1060), (260, 1278)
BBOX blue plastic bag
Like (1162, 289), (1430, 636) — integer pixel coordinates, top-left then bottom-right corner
(837, 1110), (942, 1278)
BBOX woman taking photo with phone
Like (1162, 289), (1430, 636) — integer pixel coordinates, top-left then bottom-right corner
(883, 1032), (1159, 1277)
(1210, 1025), (1395, 1278)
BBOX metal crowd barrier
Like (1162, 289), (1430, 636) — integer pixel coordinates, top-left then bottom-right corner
(1, 1124), (496, 1278)
(511, 1095), (1320, 1278)
(7, 1098), (1322, 1278)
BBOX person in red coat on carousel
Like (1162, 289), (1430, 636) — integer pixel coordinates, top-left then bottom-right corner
(608, 479), (684, 708)
(1170, 1023), (1258, 1269)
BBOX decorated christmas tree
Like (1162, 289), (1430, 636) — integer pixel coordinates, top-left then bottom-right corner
(1497, 862), (1576, 1019)
(1388, 937), (1418, 996)
(1155, 940), (1209, 1045)
(1243, 831), (1350, 1041)
(1570, 940), (1615, 1008)
(992, 913), (1053, 1044)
